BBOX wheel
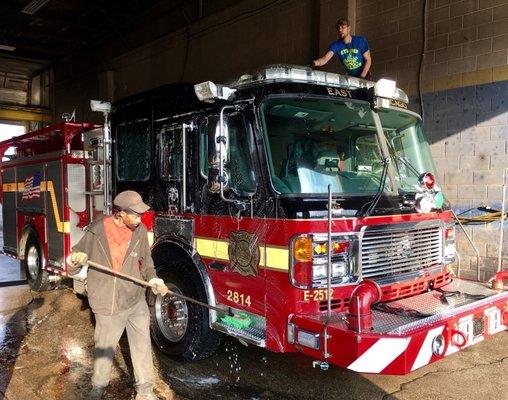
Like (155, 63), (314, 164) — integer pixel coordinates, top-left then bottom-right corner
(22, 234), (51, 291)
(148, 263), (221, 361)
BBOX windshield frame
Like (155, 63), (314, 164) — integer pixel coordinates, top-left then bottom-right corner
(258, 94), (402, 198)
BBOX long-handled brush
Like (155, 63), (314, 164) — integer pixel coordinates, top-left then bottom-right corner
(80, 260), (234, 316)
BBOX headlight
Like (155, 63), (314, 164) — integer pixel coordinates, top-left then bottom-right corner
(432, 334), (446, 356)
(290, 234), (356, 289)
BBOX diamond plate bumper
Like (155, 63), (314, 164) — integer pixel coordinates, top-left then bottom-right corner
(289, 278), (508, 375)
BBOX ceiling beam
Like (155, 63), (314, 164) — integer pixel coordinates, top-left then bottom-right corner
(0, 104), (52, 123)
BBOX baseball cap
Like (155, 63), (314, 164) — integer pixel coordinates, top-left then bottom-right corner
(336, 18), (349, 28)
(113, 190), (150, 214)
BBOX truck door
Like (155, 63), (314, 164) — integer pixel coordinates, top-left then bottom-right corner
(198, 109), (266, 333)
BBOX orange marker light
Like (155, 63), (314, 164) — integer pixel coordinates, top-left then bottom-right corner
(294, 237), (313, 262)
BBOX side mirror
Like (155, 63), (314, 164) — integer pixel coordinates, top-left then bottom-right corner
(207, 111), (230, 193)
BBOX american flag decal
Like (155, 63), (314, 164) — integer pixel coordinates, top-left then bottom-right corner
(22, 172), (42, 200)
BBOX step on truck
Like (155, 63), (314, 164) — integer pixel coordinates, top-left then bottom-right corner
(1, 65), (506, 374)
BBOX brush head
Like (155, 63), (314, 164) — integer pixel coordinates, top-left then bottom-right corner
(220, 312), (253, 330)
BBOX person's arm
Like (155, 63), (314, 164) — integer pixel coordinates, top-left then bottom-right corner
(138, 230), (168, 295)
(359, 37), (372, 78)
(311, 50), (334, 67)
(360, 50), (372, 78)
(139, 229), (157, 282)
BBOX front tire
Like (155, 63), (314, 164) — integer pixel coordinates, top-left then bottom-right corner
(148, 264), (221, 361)
(22, 234), (50, 291)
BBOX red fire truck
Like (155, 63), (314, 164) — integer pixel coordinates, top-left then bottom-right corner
(1, 65), (506, 375)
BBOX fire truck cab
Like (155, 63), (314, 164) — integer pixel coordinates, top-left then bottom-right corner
(1, 65), (507, 375)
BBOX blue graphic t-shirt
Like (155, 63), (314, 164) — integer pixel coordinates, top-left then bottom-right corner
(329, 35), (369, 77)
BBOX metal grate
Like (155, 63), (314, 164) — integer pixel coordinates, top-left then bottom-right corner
(360, 221), (443, 283)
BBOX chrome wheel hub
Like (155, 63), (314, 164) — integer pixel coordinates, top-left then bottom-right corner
(155, 283), (188, 342)
(27, 245), (40, 280)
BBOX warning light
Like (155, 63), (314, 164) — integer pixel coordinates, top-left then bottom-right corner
(332, 241), (350, 254)
(419, 172), (435, 190)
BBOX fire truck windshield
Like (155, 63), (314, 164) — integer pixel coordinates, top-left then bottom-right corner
(378, 109), (439, 193)
(260, 97), (437, 196)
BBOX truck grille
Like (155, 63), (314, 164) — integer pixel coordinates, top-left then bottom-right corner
(360, 221), (443, 283)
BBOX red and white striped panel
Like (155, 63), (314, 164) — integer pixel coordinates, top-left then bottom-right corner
(347, 302), (507, 374)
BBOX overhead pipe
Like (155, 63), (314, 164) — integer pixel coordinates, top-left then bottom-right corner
(347, 279), (382, 332)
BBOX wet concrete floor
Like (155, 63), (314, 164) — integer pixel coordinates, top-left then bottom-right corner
(0, 280), (506, 400)
(0, 226), (24, 285)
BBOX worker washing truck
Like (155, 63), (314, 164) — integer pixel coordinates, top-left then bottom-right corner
(1, 65), (506, 375)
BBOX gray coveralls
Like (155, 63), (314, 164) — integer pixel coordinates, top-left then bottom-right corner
(71, 219), (158, 395)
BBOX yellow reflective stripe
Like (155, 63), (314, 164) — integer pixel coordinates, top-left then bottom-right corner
(42, 181), (68, 233)
(260, 246), (289, 270)
(2, 180), (69, 233)
(2, 183), (18, 192)
(194, 237), (289, 271)
(194, 237), (229, 261)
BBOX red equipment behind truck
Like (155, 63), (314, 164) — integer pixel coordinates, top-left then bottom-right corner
(1, 65), (506, 374)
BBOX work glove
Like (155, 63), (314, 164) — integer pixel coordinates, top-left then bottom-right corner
(148, 278), (169, 296)
(69, 251), (88, 266)
(308, 60), (318, 70)
(71, 264), (89, 282)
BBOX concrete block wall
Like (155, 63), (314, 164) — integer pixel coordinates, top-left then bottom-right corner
(356, 0), (508, 280)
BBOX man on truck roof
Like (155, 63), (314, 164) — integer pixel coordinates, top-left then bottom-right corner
(68, 190), (169, 400)
(310, 18), (372, 79)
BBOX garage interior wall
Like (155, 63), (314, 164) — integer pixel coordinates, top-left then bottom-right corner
(51, 0), (507, 280)
(355, 0), (507, 280)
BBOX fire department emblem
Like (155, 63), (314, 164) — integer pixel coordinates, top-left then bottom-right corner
(399, 239), (413, 259)
(228, 231), (260, 276)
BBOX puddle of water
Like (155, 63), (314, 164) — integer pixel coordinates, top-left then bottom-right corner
(225, 341), (242, 382)
(169, 373), (221, 388)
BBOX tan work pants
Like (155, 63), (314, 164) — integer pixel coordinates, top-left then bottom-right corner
(91, 298), (154, 395)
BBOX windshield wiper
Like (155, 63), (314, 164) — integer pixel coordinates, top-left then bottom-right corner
(397, 156), (420, 177)
(356, 157), (390, 218)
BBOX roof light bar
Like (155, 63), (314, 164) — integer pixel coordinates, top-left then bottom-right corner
(228, 64), (409, 105)
(229, 64), (373, 92)
(21, 0), (50, 15)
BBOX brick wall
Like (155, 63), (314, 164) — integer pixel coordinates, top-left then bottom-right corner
(356, 0), (508, 280)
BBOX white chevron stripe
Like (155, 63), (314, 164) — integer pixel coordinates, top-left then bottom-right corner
(411, 326), (445, 371)
(348, 337), (411, 373)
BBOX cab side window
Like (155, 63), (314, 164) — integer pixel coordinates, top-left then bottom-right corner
(227, 113), (256, 195)
(203, 113), (256, 195)
(158, 126), (182, 180)
(116, 119), (150, 181)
